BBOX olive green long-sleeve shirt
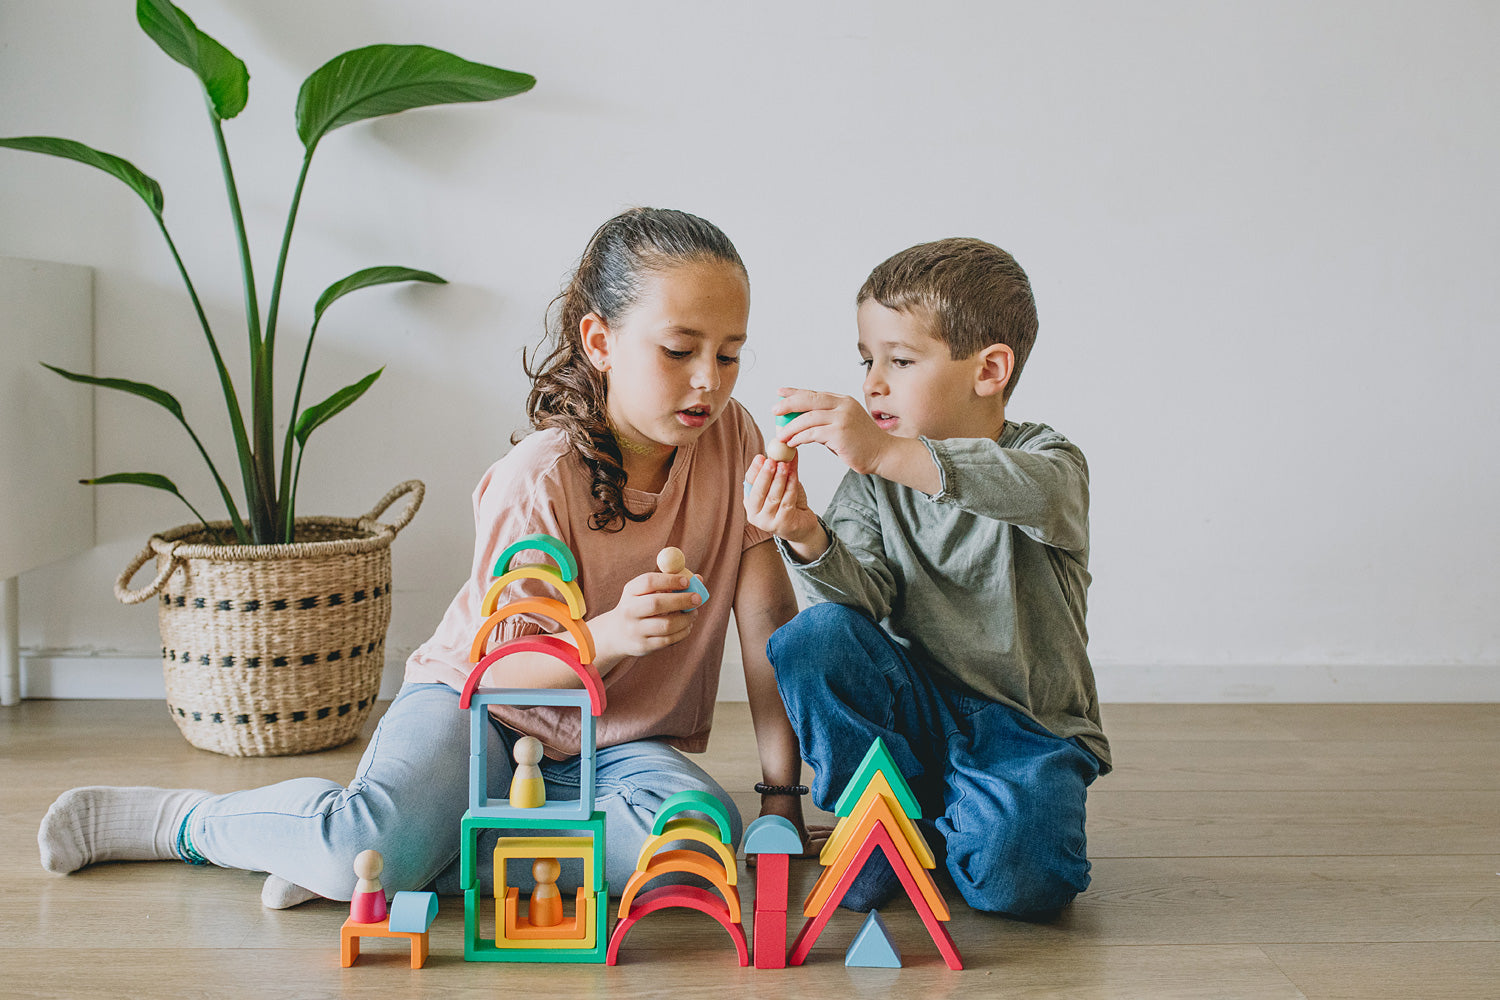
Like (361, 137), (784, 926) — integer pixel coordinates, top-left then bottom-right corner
(778, 421), (1110, 772)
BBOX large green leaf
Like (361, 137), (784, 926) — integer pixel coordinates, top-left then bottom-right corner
(136, 0), (249, 120)
(314, 266), (446, 326)
(293, 368), (383, 446)
(84, 471), (183, 493)
(43, 364), (185, 421)
(295, 45), (533, 150)
(0, 137), (164, 215)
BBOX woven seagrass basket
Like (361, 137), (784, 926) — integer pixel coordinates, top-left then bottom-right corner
(114, 481), (423, 757)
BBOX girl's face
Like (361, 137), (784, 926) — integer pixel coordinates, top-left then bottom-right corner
(584, 258), (750, 451)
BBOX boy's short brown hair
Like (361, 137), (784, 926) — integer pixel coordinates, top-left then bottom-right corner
(857, 237), (1038, 401)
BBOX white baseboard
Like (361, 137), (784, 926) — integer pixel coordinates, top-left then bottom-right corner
(9, 652), (1499, 703)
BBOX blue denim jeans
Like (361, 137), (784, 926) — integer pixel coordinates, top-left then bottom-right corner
(768, 603), (1099, 916)
(186, 681), (741, 900)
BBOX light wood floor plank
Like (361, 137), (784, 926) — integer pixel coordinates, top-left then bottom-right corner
(4, 699), (1497, 998)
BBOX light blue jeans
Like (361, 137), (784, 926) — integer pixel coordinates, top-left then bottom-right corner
(768, 603), (1100, 917)
(185, 682), (741, 900)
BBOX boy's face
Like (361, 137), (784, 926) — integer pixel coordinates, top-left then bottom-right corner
(856, 300), (1000, 441)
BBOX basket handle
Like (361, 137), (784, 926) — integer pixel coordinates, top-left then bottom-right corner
(115, 539), (182, 606)
(361, 479), (424, 535)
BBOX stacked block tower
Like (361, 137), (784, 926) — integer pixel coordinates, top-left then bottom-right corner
(457, 533), (610, 963)
(789, 737), (964, 970)
(607, 790), (749, 965)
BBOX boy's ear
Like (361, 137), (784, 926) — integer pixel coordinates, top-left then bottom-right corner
(974, 343), (1015, 398)
(580, 312), (612, 372)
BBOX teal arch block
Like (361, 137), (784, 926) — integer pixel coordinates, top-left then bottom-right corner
(743, 814), (801, 856)
(651, 788), (734, 844)
(492, 533), (578, 581)
(845, 910), (902, 968)
(388, 890), (438, 933)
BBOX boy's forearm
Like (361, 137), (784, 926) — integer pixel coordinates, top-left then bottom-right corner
(873, 435), (942, 495)
(781, 520), (831, 564)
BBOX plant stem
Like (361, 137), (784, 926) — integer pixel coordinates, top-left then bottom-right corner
(265, 148), (317, 537)
(209, 110), (277, 542)
(279, 313), (324, 540)
(154, 217), (253, 544)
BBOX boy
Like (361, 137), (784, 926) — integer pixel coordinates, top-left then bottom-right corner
(742, 238), (1108, 917)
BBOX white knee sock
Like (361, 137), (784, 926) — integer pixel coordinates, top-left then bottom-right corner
(261, 874), (322, 909)
(38, 786), (211, 874)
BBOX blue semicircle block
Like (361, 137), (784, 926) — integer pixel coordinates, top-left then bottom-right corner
(743, 814), (801, 856)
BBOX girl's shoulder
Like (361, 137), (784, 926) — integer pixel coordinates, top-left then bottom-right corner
(475, 428), (580, 502)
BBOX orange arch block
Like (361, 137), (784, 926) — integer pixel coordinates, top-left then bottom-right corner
(617, 850), (741, 922)
(481, 565), (586, 620)
(469, 596), (595, 665)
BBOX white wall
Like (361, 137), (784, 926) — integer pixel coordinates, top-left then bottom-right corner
(3, 1), (1496, 702)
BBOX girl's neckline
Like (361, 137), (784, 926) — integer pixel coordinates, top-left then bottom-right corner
(623, 440), (692, 499)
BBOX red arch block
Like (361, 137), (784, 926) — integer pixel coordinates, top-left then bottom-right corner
(606, 885), (749, 967)
(458, 635), (606, 715)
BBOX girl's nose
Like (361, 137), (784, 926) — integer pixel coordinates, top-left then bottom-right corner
(691, 359), (720, 391)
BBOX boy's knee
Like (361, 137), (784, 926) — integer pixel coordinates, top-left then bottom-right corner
(945, 824), (1090, 917)
(768, 603), (878, 687)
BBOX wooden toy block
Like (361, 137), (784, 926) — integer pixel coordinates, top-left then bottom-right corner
(836, 736), (921, 818)
(743, 814), (802, 856)
(656, 546), (710, 605)
(470, 596), (596, 665)
(753, 905), (789, 969)
(845, 910), (901, 968)
(341, 917), (430, 969)
(501, 886), (595, 944)
(821, 772), (936, 869)
(606, 885), (749, 967)
(752, 850), (790, 913)
(493, 532), (579, 581)
(387, 890), (438, 934)
(618, 849), (741, 922)
(461, 637), (605, 715)
(650, 788), (735, 844)
(806, 793), (948, 920)
(461, 810), (607, 892)
(482, 565), (587, 619)
(494, 835), (602, 896)
(465, 882), (609, 963)
(635, 817), (736, 878)
(789, 823), (962, 970)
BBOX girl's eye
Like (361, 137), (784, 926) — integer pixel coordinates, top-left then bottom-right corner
(717, 355), (741, 367)
(858, 358), (873, 370)
(662, 348), (693, 360)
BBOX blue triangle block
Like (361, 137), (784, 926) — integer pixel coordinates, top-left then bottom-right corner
(844, 910), (902, 968)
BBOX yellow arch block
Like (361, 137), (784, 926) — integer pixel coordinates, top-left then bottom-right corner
(634, 817), (736, 881)
(481, 566), (586, 620)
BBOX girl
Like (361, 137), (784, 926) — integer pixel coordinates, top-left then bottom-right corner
(38, 207), (808, 906)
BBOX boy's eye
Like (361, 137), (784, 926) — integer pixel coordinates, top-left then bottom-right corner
(892, 358), (913, 368)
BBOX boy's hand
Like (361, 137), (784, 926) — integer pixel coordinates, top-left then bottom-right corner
(587, 572), (700, 668)
(743, 454), (827, 560)
(774, 388), (891, 477)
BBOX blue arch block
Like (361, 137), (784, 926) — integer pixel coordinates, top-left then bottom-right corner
(389, 891), (438, 933)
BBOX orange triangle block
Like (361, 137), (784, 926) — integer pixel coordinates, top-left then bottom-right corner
(820, 772), (935, 869)
(804, 791), (949, 921)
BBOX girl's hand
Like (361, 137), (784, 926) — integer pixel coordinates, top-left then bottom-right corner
(587, 571), (701, 668)
(775, 388), (891, 477)
(743, 455), (821, 549)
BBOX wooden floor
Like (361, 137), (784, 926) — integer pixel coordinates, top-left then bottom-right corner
(1, 701), (1496, 999)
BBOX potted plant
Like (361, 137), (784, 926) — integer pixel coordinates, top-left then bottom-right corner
(0, 0), (534, 755)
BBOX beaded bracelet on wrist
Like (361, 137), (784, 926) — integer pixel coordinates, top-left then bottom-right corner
(754, 782), (810, 796)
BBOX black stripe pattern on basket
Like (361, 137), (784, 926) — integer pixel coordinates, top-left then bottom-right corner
(165, 697), (375, 725)
(159, 585), (386, 610)
(161, 643), (381, 668)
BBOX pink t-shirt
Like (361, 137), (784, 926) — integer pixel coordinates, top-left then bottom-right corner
(404, 399), (770, 757)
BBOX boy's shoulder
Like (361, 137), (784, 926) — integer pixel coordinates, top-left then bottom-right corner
(998, 420), (1083, 456)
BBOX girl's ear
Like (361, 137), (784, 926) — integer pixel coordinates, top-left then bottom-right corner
(580, 312), (612, 372)
(975, 343), (1015, 398)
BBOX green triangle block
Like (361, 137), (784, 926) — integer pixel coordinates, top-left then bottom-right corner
(834, 737), (921, 818)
